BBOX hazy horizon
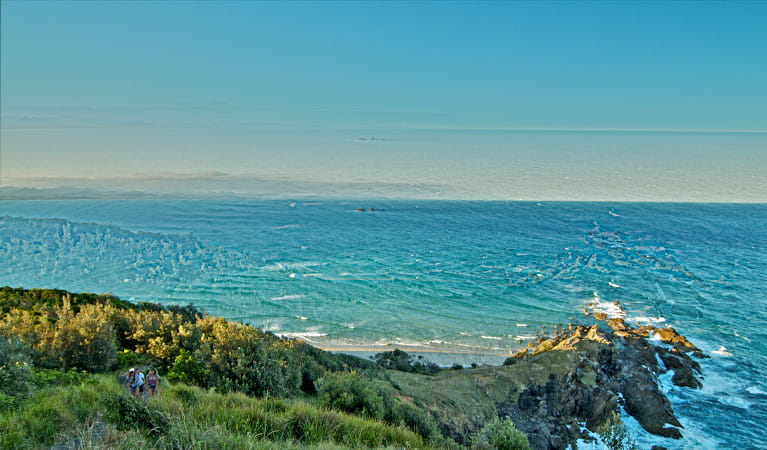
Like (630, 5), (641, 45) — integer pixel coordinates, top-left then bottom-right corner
(2, 2), (765, 202)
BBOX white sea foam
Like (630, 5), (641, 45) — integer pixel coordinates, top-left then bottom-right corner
(516, 323), (528, 327)
(271, 224), (303, 230)
(514, 335), (537, 340)
(278, 331), (328, 338)
(631, 316), (666, 324)
(587, 292), (626, 318)
(295, 316), (308, 321)
(392, 339), (426, 347)
(271, 294), (306, 301)
(607, 281), (620, 288)
(711, 346), (733, 357)
(480, 336), (502, 340)
(733, 330), (752, 342)
(746, 385), (767, 395)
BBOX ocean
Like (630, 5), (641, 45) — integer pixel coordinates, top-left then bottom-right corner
(1, 199), (765, 449)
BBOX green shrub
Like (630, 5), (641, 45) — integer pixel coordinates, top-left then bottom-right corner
(372, 349), (441, 375)
(0, 335), (32, 399)
(167, 349), (209, 387)
(29, 368), (87, 388)
(103, 393), (170, 436)
(389, 400), (442, 440)
(115, 349), (151, 370)
(195, 317), (301, 397)
(0, 393), (16, 411)
(317, 371), (387, 420)
(595, 412), (638, 450)
(473, 416), (531, 450)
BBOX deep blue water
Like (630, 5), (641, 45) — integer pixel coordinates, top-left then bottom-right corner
(1, 200), (765, 449)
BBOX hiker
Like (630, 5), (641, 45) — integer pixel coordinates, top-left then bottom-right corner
(146, 368), (160, 397)
(127, 368), (145, 397)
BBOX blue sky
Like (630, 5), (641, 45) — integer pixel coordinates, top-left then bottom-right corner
(1, 1), (765, 200)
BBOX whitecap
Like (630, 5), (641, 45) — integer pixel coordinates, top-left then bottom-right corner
(712, 346), (733, 357)
(746, 386), (766, 395)
(587, 292), (626, 318)
(271, 224), (303, 230)
(631, 316), (666, 324)
(515, 323), (528, 327)
(607, 281), (621, 288)
(295, 316), (308, 321)
(278, 331), (328, 338)
(270, 294), (306, 301)
(481, 336), (502, 340)
(392, 339), (427, 347)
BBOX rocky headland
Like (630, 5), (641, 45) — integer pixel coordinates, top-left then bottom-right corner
(384, 301), (705, 449)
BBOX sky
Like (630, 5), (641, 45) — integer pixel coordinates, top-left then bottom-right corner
(1, 1), (766, 201)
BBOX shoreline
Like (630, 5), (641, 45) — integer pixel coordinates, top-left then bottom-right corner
(316, 345), (510, 356)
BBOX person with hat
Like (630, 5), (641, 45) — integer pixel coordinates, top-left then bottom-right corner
(126, 368), (145, 397)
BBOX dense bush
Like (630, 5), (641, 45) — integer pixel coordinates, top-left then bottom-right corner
(389, 400), (443, 441)
(372, 349), (441, 375)
(473, 416), (531, 450)
(0, 335), (32, 400)
(166, 349), (210, 387)
(317, 371), (387, 420)
(29, 368), (87, 388)
(0, 296), (117, 372)
(195, 316), (302, 397)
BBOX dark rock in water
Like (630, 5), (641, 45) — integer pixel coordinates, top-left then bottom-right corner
(671, 367), (702, 389)
(651, 446), (669, 450)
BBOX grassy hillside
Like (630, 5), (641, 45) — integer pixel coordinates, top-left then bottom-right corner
(0, 373), (429, 449)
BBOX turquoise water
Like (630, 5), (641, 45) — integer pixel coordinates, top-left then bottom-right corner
(1, 200), (765, 448)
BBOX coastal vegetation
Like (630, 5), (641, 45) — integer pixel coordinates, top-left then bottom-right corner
(0, 287), (449, 449)
(0, 287), (702, 449)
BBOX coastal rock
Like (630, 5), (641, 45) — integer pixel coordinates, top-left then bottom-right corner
(671, 367), (702, 389)
(386, 316), (703, 449)
(606, 318), (627, 331)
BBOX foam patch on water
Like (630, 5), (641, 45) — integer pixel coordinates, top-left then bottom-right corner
(746, 385), (767, 396)
(278, 331), (328, 338)
(711, 346), (733, 357)
(271, 224), (303, 230)
(480, 336), (503, 340)
(271, 294), (306, 301)
(631, 316), (666, 324)
(587, 292), (626, 318)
